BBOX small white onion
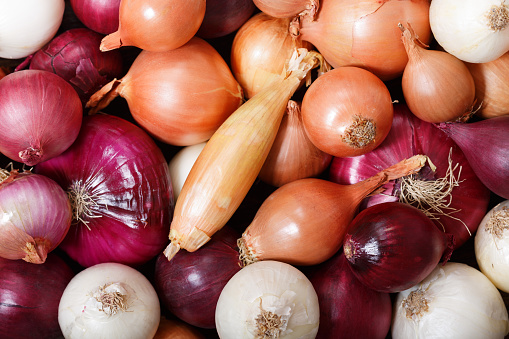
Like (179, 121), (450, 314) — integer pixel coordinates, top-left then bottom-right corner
(392, 262), (509, 339)
(58, 262), (160, 339)
(168, 142), (207, 202)
(430, 0), (509, 63)
(475, 199), (509, 292)
(215, 260), (320, 339)
(0, 0), (65, 59)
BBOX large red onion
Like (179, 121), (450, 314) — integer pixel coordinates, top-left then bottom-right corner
(0, 70), (82, 166)
(329, 103), (490, 249)
(34, 114), (174, 268)
(29, 28), (123, 104)
(154, 226), (241, 329)
(196, 0), (256, 39)
(70, 0), (121, 34)
(0, 254), (75, 339)
(306, 252), (392, 339)
(436, 116), (509, 200)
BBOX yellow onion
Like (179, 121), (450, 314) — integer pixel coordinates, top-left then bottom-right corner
(253, 0), (319, 19)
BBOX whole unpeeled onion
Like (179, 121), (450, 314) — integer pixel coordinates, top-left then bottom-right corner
(70, 0), (121, 34)
(197, 0), (255, 39)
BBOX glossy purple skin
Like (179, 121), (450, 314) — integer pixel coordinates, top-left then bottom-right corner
(35, 114), (174, 268)
(154, 226), (242, 329)
(437, 116), (509, 200)
(306, 252), (392, 339)
(197, 0), (256, 39)
(0, 254), (75, 339)
(70, 0), (121, 34)
(329, 103), (490, 249)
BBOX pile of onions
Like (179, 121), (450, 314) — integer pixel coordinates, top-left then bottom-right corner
(301, 66), (393, 157)
(154, 227), (241, 329)
(329, 103), (490, 249)
(100, 0), (206, 52)
(196, 0), (256, 39)
(215, 260), (320, 338)
(400, 23), (476, 123)
(0, 70), (82, 166)
(0, 0), (65, 59)
(253, 0), (319, 19)
(0, 169), (72, 264)
(70, 0), (121, 34)
(0, 254), (75, 339)
(58, 262), (160, 338)
(429, 0), (509, 63)
(297, 0), (431, 80)
(168, 142), (207, 202)
(231, 12), (313, 99)
(27, 28), (123, 104)
(87, 37), (243, 146)
(306, 252), (392, 339)
(34, 114), (174, 268)
(392, 262), (509, 338)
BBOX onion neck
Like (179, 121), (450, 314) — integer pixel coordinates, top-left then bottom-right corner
(19, 146), (42, 166)
(22, 238), (50, 264)
(237, 236), (258, 267)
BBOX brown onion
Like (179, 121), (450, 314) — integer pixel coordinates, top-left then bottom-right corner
(253, 0), (319, 19)
(88, 37), (243, 146)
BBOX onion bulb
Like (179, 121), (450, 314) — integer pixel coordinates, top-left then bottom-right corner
(168, 142), (207, 202)
(429, 0), (509, 63)
(215, 260), (320, 339)
(253, 0), (319, 20)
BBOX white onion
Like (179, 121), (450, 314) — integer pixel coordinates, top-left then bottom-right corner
(168, 142), (207, 202)
(0, 0), (65, 59)
(429, 0), (509, 63)
(392, 262), (509, 339)
(58, 262), (160, 339)
(475, 199), (509, 292)
(215, 260), (320, 339)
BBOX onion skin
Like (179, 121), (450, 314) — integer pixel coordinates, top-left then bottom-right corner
(0, 254), (75, 339)
(196, 0), (255, 39)
(306, 252), (392, 339)
(254, 0), (318, 18)
(70, 0), (121, 34)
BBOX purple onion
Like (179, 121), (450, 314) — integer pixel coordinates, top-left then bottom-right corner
(197, 0), (256, 39)
(70, 0), (121, 35)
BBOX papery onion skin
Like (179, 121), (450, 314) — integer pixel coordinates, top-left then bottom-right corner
(254, 0), (318, 18)
(0, 70), (83, 166)
(70, 0), (121, 34)
(298, 0), (431, 80)
(0, 254), (75, 339)
(301, 66), (393, 157)
(35, 114), (174, 268)
(154, 227), (241, 329)
(329, 103), (490, 249)
(197, 0), (256, 39)
(0, 170), (72, 264)
(307, 252), (392, 339)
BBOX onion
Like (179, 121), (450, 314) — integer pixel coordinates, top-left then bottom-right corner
(392, 262), (509, 338)
(34, 114), (174, 268)
(231, 12), (313, 99)
(329, 103), (491, 249)
(306, 252), (392, 339)
(436, 116), (509, 199)
(215, 260), (320, 338)
(0, 168), (72, 264)
(475, 200), (509, 293)
(70, 0), (121, 34)
(0, 70), (82, 166)
(168, 142), (207, 202)
(253, 0), (319, 19)
(297, 0), (431, 80)
(0, 254), (74, 339)
(301, 66), (393, 157)
(466, 51), (509, 119)
(429, 0), (509, 63)
(400, 23), (476, 123)
(58, 262), (160, 338)
(88, 37), (243, 146)
(100, 0), (206, 52)
(237, 155), (429, 266)
(154, 316), (205, 339)
(154, 226), (241, 329)
(196, 0), (256, 39)
(28, 28), (123, 104)
(0, 0), (65, 59)
(259, 100), (332, 187)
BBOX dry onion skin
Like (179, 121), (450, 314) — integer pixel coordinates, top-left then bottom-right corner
(253, 0), (319, 20)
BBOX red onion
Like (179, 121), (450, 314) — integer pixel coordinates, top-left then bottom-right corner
(0, 253), (75, 339)
(0, 169), (72, 264)
(28, 28), (123, 104)
(34, 114), (174, 268)
(436, 116), (509, 200)
(196, 0), (256, 39)
(344, 202), (453, 293)
(306, 252), (392, 339)
(154, 226), (241, 329)
(329, 103), (490, 249)
(0, 70), (82, 166)
(70, 0), (121, 34)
